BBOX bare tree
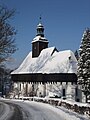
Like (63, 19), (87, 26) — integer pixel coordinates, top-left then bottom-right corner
(0, 6), (17, 64)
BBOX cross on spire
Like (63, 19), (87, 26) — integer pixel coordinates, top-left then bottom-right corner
(39, 15), (42, 23)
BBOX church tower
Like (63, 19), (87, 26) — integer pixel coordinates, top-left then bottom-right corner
(32, 17), (49, 58)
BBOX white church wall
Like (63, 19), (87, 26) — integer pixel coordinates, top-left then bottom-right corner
(36, 82), (82, 102)
(13, 82), (83, 102)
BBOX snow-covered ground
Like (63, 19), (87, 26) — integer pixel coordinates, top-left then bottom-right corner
(0, 97), (89, 120)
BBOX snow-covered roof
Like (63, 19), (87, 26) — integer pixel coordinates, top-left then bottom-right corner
(32, 36), (48, 43)
(11, 47), (77, 74)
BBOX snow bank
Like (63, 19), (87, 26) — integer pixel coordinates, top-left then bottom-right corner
(32, 97), (90, 118)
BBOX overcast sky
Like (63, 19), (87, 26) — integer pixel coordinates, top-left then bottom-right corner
(0, 0), (90, 69)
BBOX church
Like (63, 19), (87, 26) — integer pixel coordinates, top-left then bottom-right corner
(11, 18), (82, 102)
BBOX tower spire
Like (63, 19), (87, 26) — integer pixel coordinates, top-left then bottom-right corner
(32, 18), (48, 58)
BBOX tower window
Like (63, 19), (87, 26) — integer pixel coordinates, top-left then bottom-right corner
(34, 46), (36, 50)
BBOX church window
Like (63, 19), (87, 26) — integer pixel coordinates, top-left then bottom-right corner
(63, 89), (66, 96)
(75, 87), (78, 96)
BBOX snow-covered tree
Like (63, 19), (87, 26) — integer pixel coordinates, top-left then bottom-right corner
(77, 28), (90, 103)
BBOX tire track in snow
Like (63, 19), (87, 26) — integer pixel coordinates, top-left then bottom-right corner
(0, 101), (30, 120)
(0, 101), (13, 120)
(0, 102), (5, 117)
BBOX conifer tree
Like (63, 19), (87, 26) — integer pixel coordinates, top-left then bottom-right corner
(77, 28), (90, 103)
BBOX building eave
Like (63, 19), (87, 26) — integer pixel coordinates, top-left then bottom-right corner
(11, 73), (77, 83)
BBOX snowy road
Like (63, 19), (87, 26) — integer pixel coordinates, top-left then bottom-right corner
(0, 99), (89, 120)
(0, 99), (64, 120)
